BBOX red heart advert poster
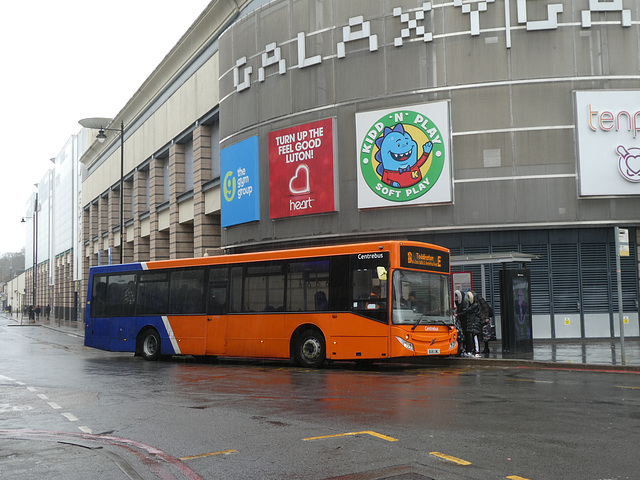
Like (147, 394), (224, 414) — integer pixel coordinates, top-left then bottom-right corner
(268, 118), (336, 219)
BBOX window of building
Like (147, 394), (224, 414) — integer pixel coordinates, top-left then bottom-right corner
(211, 122), (220, 180)
(184, 139), (194, 192)
(163, 158), (170, 202)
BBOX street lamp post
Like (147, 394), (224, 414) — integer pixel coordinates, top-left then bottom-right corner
(21, 185), (38, 322)
(79, 118), (124, 264)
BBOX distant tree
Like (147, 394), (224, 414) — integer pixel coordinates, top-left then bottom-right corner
(0, 249), (25, 282)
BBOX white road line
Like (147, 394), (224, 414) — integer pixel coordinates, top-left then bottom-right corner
(48, 402), (62, 410)
(27, 387), (37, 392)
(62, 413), (79, 422)
(79, 426), (93, 434)
(37, 394), (49, 400)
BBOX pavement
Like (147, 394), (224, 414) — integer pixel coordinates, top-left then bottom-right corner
(4, 313), (640, 372)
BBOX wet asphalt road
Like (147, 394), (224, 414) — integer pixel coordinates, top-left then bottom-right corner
(1, 319), (639, 479)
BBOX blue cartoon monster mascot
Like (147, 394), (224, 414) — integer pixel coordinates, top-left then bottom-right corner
(375, 124), (433, 188)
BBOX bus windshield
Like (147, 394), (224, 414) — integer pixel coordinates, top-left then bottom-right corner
(392, 269), (453, 326)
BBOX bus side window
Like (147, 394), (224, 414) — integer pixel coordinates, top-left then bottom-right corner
(229, 266), (243, 313)
(207, 267), (228, 315)
(170, 268), (205, 314)
(287, 259), (330, 311)
(104, 273), (136, 317)
(349, 252), (389, 323)
(137, 272), (168, 315)
(245, 262), (284, 312)
(91, 277), (108, 317)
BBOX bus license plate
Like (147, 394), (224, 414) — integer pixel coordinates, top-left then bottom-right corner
(427, 349), (440, 355)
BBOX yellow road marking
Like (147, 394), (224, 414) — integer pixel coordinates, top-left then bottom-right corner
(616, 385), (640, 390)
(429, 451), (471, 465)
(180, 449), (237, 460)
(304, 431), (398, 442)
(508, 378), (553, 383)
(507, 476), (531, 480)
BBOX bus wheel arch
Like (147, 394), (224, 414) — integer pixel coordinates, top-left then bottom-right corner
(292, 326), (326, 368)
(137, 327), (161, 361)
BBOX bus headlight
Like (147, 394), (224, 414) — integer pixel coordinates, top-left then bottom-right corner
(450, 340), (457, 350)
(395, 336), (415, 352)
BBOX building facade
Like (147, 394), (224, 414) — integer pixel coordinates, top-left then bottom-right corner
(23, 130), (87, 323)
(79, 0), (640, 338)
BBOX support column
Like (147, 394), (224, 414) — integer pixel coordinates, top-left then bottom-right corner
(133, 170), (151, 261)
(193, 125), (221, 257)
(150, 157), (169, 261)
(169, 143), (194, 259)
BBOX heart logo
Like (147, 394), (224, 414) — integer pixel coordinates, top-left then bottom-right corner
(617, 145), (640, 183)
(289, 164), (311, 194)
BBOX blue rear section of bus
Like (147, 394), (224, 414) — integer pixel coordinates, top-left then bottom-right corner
(85, 263), (177, 355)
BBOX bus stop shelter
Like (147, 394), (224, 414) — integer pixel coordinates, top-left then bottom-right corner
(451, 252), (539, 353)
(450, 252), (539, 299)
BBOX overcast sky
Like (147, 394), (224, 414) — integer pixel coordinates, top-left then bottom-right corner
(0, 0), (211, 256)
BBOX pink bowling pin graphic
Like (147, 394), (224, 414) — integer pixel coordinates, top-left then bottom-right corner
(616, 145), (640, 182)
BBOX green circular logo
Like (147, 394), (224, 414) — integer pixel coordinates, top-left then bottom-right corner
(359, 110), (445, 202)
(223, 170), (236, 202)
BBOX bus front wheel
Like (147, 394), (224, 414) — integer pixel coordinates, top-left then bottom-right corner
(295, 329), (326, 368)
(140, 329), (161, 361)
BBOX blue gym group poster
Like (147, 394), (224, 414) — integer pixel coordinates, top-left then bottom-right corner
(220, 136), (260, 228)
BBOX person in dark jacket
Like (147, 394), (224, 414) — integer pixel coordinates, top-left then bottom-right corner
(461, 292), (482, 357)
(476, 295), (494, 355)
(453, 290), (468, 356)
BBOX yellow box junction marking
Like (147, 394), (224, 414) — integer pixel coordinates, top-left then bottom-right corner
(507, 476), (531, 480)
(180, 449), (237, 461)
(429, 452), (471, 465)
(304, 431), (398, 442)
(616, 385), (640, 390)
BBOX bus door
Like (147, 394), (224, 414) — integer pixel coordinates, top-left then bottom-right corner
(329, 252), (390, 360)
(225, 263), (287, 358)
(206, 266), (229, 355)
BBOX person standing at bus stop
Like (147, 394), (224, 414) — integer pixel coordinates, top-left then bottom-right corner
(454, 290), (467, 356)
(461, 292), (482, 357)
(476, 294), (493, 355)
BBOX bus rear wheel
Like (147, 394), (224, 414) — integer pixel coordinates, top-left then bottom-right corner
(140, 329), (161, 361)
(295, 329), (326, 368)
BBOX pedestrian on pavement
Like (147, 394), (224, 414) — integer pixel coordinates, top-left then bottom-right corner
(45, 304), (51, 321)
(35, 305), (41, 321)
(461, 291), (482, 357)
(476, 294), (494, 355)
(454, 290), (468, 356)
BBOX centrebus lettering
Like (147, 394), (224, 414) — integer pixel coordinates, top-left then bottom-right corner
(358, 253), (384, 259)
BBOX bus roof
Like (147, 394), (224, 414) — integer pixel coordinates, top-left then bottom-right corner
(89, 240), (450, 273)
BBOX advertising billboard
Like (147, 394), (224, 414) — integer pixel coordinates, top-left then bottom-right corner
(268, 118), (337, 219)
(355, 101), (452, 209)
(220, 136), (260, 228)
(575, 90), (640, 196)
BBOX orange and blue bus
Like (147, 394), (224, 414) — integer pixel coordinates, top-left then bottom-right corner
(84, 241), (458, 367)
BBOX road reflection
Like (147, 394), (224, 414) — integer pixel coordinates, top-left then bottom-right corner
(157, 359), (467, 426)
